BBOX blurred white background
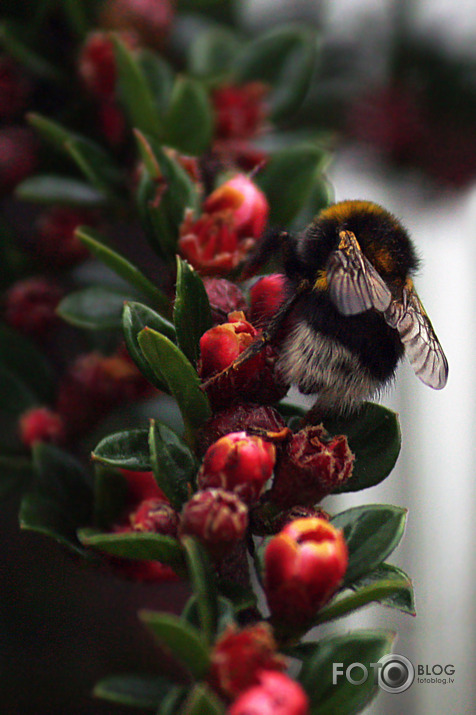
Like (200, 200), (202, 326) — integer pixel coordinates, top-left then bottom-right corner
(243, 0), (476, 712)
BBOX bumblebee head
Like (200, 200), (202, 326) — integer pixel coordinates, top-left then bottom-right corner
(299, 200), (420, 288)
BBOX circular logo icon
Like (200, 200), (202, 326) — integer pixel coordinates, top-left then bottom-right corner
(378, 654), (415, 693)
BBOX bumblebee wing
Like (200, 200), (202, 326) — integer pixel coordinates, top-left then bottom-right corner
(384, 287), (448, 389)
(326, 231), (392, 315)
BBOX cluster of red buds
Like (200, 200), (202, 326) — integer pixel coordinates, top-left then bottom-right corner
(178, 173), (269, 276)
(33, 206), (99, 267)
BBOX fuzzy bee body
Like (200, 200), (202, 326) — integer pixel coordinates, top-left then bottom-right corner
(270, 200), (448, 416)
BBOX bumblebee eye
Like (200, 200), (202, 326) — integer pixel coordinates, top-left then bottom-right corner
(384, 287), (448, 389)
(325, 230), (392, 315)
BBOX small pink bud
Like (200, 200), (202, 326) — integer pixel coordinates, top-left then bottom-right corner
(204, 174), (269, 239)
(197, 404), (287, 455)
(228, 670), (309, 715)
(180, 488), (248, 560)
(198, 432), (275, 504)
(249, 274), (287, 327)
(130, 498), (179, 536)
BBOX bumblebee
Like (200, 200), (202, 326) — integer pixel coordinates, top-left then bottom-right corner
(206, 200), (449, 417)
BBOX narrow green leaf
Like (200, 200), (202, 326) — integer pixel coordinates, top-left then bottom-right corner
(122, 302), (175, 391)
(182, 595), (235, 636)
(188, 27), (242, 78)
(149, 420), (195, 509)
(233, 26), (317, 121)
(94, 674), (174, 710)
(165, 76), (214, 155)
(331, 504), (407, 586)
(138, 328), (211, 438)
(181, 536), (218, 645)
(20, 443), (93, 555)
(324, 403), (401, 493)
(139, 50), (174, 116)
(139, 611), (211, 680)
(16, 175), (106, 206)
(0, 323), (54, 403)
(313, 579), (412, 626)
(158, 686), (188, 715)
(92, 428), (151, 470)
(298, 630), (395, 715)
(180, 684), (225, 715)
(64, 139), (119, 200)
(78, 528), (184, 568)
(350, 563), (416, 615)
(76, 226), (170, 316)
(113, 35), (163, 140)
(0, 23), (63, 82)
(174, 257), (213, 366)
(58, 286), (133, 331)
(256, 144), (327, 225)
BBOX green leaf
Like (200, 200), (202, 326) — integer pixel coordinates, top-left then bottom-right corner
(57, 286), (134, 331)
(233, 26), (317, 121)
(93, 463), (129, 530)
(76, 226), (170, 317)
(122, 302), (175, 391)
(139, 50), (174, 116)
(331, 505), (407, 586)
(78, 528), (184, 568)
(188, 27), (242, 78)
(94, 673), (174, 710)
(15, 175), (106, 206)
(165, 76), (214, 155)
(0, 323), (54, 403)
(149, 420), (196, 509)
(181, 536), (218, 645)
(134, 131), (200, 258)
(216, 578), (258, 614)
(174, 258), (213, 366)
(290, 172), (334, 230)
(138, 328), (211, 439)
(0, 22), (63, 82)
(180, 684), (225, 715)
(139, 611), (211, 679)
(28, 114), (123, 199)
(92, 428), (151, 470)
(19, 443), (93, 555)
(350, 563), (416, 616)
(298, 630), (395, 715)
(0, 456), (32, 500)
(324, 402), (401, 493)
(182, 595), (235, 636)
(158, 686), (188, 715)
(113, 35), (164, 140)
(256, 144), (327, 225)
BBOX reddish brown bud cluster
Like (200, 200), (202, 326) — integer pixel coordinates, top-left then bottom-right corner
(270, 425), (354, 508)
(197, 404), (287, 455)
(100, 0), (175, 49)
(180, 488), (248, 561)
(0, 127), (37, 193)
(198, 431), (276, 504)
(129, 497), (179, 536)
(4, 277), (63, 337)
(209, 622), (286, 701)
(228, 670), (309, 715)
(19, 407), (66, 448)
(203, 278), (248, 325)
(34, 206), (97, 267)
(178, 174), (269, 276)
(264, 517), (348, 627)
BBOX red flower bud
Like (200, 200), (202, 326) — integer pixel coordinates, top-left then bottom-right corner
(35, 206), (97, 267)
(0, 127), (37, 193)
(100, 0), (175, 49)
(197, 404), (287, 455)
(180, 488), (248, 560)
(129, 498), (179, 536)
(264, 517), (348, 626)
(212, 83), (269, 141)
(209, 623), (286, 700)
(228, 670), (309, 715)
(98, 98), (127, 146)
(198, 312), (288, 409)
(19, 407), (65, 448)
(270, 425), (354, 508)
(178, 209), (255, 277)
(56, 351), (152, 434)
(203, 278), (247, 325)
(4, 277), (63, 337)
(249, 274), (287, 327)
(204, 174), (269, 240)
(198, 432), (275, 504)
